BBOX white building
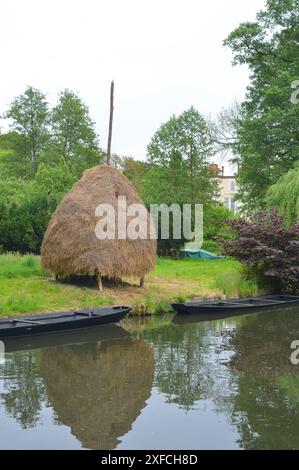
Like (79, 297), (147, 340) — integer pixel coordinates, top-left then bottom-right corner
(210, 164), (240, 213)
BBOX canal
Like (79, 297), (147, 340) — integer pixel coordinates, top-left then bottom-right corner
(0, 308), (299, 449)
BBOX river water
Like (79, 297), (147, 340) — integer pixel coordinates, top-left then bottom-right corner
(0, 308), (299, 450)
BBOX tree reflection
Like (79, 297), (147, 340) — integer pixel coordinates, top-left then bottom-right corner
(145, 321), (235, 411)
(145, 309), (299, 449)
(0, 350), (46, 428)
(1, 309), (299, 450)
(228, 309), (299, 449)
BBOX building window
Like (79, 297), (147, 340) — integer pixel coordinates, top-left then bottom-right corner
(223, 196), (237, 213)
(230, 180), (236, 192)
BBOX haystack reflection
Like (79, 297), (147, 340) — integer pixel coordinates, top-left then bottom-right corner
(40, 336), (154, 449)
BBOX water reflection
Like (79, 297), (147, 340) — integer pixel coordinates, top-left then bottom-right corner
(0, 309), (299, 449)
(167, 308), (299, 449)
(0, 350), (47, 428)
(227, 309), (299, 449)
(40, 336), (154, 449)
(0, 326), (154, 449)
(229, 309), (299, 378)
(145, 317), (237, 412)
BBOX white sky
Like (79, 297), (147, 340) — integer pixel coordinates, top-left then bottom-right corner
(0, 0), (265, 159)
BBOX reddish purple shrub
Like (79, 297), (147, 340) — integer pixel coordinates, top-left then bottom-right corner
(219, 210), (299, 293)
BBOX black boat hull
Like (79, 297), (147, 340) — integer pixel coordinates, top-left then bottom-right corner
(172, 295), (299, 315)
(0, 306), (131, 339)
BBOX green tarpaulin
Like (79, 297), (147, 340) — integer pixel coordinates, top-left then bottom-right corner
(182, 248), (224, 260)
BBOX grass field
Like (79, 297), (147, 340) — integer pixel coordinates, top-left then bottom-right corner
(0, 253), (260, 316)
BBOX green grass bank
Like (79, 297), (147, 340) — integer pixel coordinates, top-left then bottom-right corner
(0, 253), (260, 316)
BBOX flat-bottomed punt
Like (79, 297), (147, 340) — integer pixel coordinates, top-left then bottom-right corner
(0, 306), (131, 339)
(172, 295), (299, 315)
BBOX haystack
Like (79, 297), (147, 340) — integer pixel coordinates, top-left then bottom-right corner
(41, 164), (156, 288)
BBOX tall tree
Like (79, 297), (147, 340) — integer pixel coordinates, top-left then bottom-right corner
(122, 157), (147, 195)
(5, 86), (49, 175)
(50, 89), (100, 169)
(211, 101), (242, 160)
(145, 106), (217, 204)
(224, 0), (299, 209)
(266, 162), (299, 224)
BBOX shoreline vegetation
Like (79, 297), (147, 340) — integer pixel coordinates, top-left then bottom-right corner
(0, 253), (260, 317)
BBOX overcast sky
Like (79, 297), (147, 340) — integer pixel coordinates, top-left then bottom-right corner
(0, 0), (265, 159)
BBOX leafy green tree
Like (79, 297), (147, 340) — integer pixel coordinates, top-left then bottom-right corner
(266, 162), (299, 224)
(0, 160), (77, 253)
(1, 88), (104, 178)
(145, 107), (218, 205)
(0, 177), (36, 252)
(142, 108), (220, 256)
(224, 0), (299, 209)
(33, 159), (77, 207)
(4, 87), (50, 176)
(50, 89), (101, 172)
(0, 87), (106, 253)
(0, 147), (13, 177)
(122, 157), (148, 195)
(203, 204), (235, 242)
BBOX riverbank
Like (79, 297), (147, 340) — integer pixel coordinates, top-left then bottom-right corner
(0, 253), (260, 316)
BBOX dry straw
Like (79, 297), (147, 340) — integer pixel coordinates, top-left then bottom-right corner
(41, 164), (156, 285)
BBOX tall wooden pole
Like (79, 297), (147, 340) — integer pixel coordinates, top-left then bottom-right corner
(107, 80), (114, 165)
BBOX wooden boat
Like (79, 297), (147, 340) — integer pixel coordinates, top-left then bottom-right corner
(172, 295), (299, 315)
(0, 306), (131, 339)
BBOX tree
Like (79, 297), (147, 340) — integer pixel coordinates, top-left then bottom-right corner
(32, 159), (77, 214)
(1, 87), (104, 178)
(224, 0), (299, 209)
(142, 108), (219, 256)
(0, 177), (37, 252)
(0, 160), (77, 253)
(266, 162), (299, 225)
(219, 210), (299, 293)
(145, 107), (218, 205)
(211, 101), (242, 160)
(5, 86), (50, 175)
(203, 204), (235, 243)
(122, 157), (147, 195)
(50, 89), (100, 171)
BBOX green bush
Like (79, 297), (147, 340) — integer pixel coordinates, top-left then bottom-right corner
(201, 239), (220, 253)
(0, 160), (77, 254)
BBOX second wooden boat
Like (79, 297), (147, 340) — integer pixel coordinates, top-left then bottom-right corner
(172, 295), (299, 315)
